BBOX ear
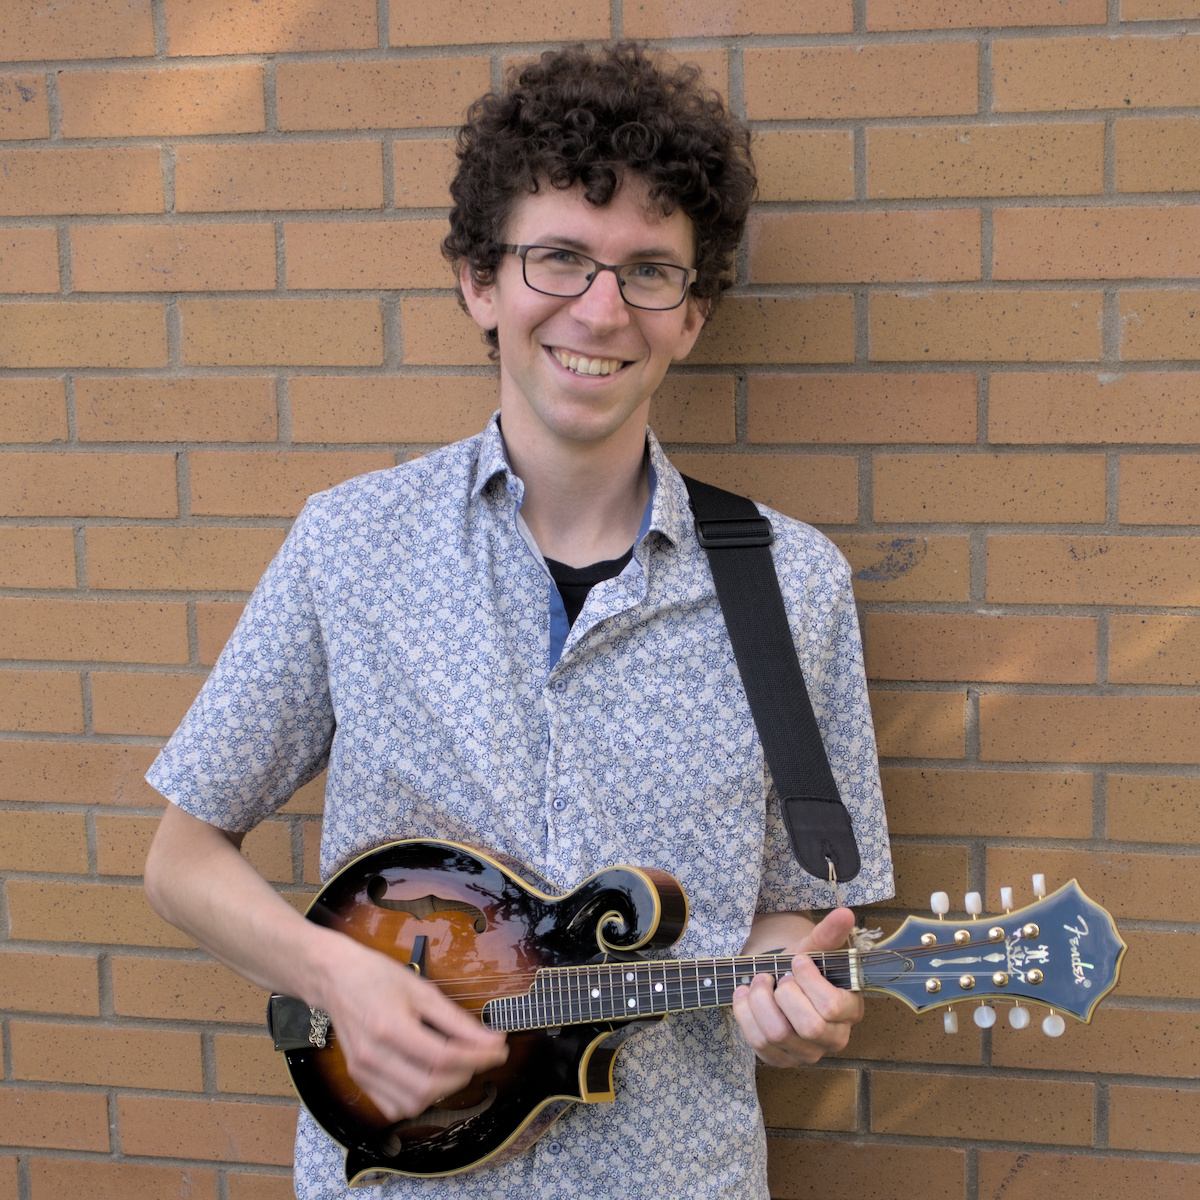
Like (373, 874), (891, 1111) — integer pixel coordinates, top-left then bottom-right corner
(459, 261), (498, 333)
(671, 295), (708, 363)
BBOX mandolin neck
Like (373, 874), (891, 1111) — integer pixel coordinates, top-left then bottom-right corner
(482, 950), (859, 1033)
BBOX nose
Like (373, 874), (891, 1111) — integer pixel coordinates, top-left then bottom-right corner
(568, 266), (631, 331)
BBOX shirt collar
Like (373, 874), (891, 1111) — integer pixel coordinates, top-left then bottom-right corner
(470, 412), (521, 503)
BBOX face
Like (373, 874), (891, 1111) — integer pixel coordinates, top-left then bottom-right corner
(459, 177), (705, 459)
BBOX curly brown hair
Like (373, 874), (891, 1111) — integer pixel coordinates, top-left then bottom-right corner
(442, 42), (756, 350)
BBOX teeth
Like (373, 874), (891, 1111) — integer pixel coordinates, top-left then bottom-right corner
(552, 349), (623, 376)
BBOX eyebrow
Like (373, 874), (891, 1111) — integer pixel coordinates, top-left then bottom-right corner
(538, 235), (687, 264)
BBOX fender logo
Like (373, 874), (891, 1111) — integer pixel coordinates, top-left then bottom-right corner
(1063, 916), (1095, 989)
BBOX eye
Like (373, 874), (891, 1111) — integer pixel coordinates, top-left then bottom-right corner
(626, 262), (672, 282)
(529, 247), (587, 269)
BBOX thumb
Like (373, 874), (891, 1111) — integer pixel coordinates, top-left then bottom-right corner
(796, 906), (856, 954)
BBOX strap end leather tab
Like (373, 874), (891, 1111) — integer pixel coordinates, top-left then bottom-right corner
(782, 797), (861, 883)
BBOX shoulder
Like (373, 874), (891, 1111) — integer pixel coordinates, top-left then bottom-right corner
(761, 506), (852, 590)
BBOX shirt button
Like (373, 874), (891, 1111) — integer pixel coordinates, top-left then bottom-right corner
(552, 679), (566, 694)
(552, 797), (567, 811)
(546, 1140), (562, 1155)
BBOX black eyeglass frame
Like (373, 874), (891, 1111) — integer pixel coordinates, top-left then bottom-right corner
(500, 244), (698, 311)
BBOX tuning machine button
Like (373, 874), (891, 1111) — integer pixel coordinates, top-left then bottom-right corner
(973, 1004), (997, 1028)
(1008, 1004), (1031, 1030)
(944, 1008), (958, 1034)
(1000, 886), (1014, 912)
(1032, 874), (1047, 899)
(931, 892), (950, 918)
(965, 892), (982, 916)
(1042, 1012), (1065, 1038)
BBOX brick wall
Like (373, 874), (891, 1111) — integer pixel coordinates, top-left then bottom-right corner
(1, 2), (1197, 1198)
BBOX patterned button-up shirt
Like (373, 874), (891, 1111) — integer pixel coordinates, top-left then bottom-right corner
(148, 417), (893, 1200)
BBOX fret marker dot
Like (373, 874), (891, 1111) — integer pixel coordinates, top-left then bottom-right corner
(626, 972), (635, 982)
(654, 982), (663, 992)
(741, 976), (750, 985)
(703, 978), (713, 987)
(591, 988), (600, 999)
(628, 998), (637, 1008)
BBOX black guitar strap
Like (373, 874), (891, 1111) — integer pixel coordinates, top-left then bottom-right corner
(681, 474), (861, 883)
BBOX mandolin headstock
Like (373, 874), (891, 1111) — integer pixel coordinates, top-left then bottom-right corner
(859, 879), (1126, 1030)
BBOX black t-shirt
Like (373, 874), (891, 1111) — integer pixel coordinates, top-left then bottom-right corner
(544, 547), (634, 627)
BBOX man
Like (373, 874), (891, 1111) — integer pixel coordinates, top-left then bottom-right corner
(145, 43), (893, 1199)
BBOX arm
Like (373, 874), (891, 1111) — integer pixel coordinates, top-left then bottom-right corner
(731, 907), (863, 1067)
(144, 804), (508, 1119)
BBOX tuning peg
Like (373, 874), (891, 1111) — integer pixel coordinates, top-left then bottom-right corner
(1000, 887), (1014, 912)
(931, 892), (950, 918)
(943, 1008), (958, 1034)
(965, 892), (982, 916)
(972, 1004), (997, 1029)
(1032, 874), (1046, 899)
(1042, 1011), (1065, 1038)
(1008, 1004), (1031, 1030)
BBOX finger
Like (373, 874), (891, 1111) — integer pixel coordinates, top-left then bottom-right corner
(787, 953), (865, 1026)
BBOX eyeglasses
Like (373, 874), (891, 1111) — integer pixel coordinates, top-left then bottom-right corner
(501, 244), (697, 311)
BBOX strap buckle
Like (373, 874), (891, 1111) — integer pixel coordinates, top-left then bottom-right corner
(694, 515), (774, 549)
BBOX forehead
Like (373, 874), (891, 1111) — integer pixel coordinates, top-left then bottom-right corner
(504, 178), (695, 261)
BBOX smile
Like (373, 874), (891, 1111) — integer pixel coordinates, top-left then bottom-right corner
(550, 348), (627, 376)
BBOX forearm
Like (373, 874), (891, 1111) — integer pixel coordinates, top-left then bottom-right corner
(741, 910), (816, 956)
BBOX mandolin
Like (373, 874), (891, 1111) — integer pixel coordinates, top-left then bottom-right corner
(267, 839), (1125, 1185)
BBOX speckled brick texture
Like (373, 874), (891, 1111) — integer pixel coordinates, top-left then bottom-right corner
(1, 7), (1196, 1198)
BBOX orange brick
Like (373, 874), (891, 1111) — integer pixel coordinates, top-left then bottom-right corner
(0, 1088), (109, 1151)
(0, 670), (83, 733)
(0, 952), (98, 1016)
(994, 34), (1200, 111)
(750, 210), (980, 284)
(883, 842), (971, 911)
(227, 1174), (294, 1200)
(243, 820), (295, 883)
(993, 1007), (1198, 1078)
(875, 452), (1106, 523)
(1110, 1085), (1200, 1153)
(989, 371), (1200, 444)
(1121, 454), (1200, 524)
(832, 993), (982, 1065)
(0, 73), (50, 139)
(276, 58), (490, 131)
(181, 299), (382, 367)
(29, 1159), (218, 1200)
(669, 453), (857, 524)
(1121, 930), (1200, 999)
(164, 0), (376, 54)
(1121, 289), (1200, 361)
(744, 44), (978, 120)
(290, 375), (496, 443)
(691, 296), (855, 365)
(215, 1032), (294, 1096)
(0, 1), (154, 61)
(0, 148), (162, 216)
(90, 671), (203, 737)
(71, 224), (276, 292)
(7, 881), (193, 948)
(0, 741), (160, 807)
(1116, 117), (1200, 192)
(748, 373), (976, 444)
(0, 598), (188, 663)
(393, 137), (457, 207)
(978, 1153), (1200, 1200)
(995, 205), (1200, 280)
(117, 1096), (297, 1163)
(11, 1021), (202, 1090)
(868, 0), (1104, 27)
(768, 1141), (965, 1200)
(981, 694), (1200, 766)
(86, 526), (286, 591)
(174, 142), (383, 213)
(753, 130), (855, 202)
(0, 1157), (12, 1198)
(59, 66), (265, 138)
(301, 818), (322, 882)
(1107, 773), (1200, 842)
(112, 957), (269, 1023)
(0, 226), (59, 292)
(757, 1066), (857, 1131)
(1124, 0), (1200, 12)
(0, 528), (75, 587)
(198, 601), (245, 664)
(870, 290), (1103, 362)
(189, 450), (394, 517)
(881, 768), (1093, 838)
(833, 534), (970, 602)
(76, 377), (277, 442)
(870, 690), (966, 758)
(0, 812), (88, 872)
(866, 614), (1097, 684)
(0, 378), (67, 441)
(0, 451), (176, 518)
(986, 534), (1200, 606)
(649, 374), (735, 444)
(626, 0), (851, 36)
(872, 1070), (1092, 1143)
(869, 122), (1104, 199)
(96, 814), (159, 876)
(285, 219), (449, 289)
(0, 302), (167, 368)
(391, 2), (609, 45)
(400, 296), (493, 366)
